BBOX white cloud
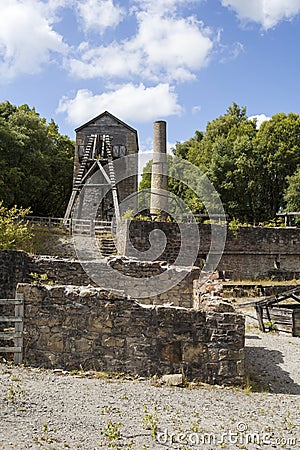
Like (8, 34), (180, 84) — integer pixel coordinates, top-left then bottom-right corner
(0, 0), (67, 81)
(221, 0), (300, 29)
(249, 114), (271, 128)
(192, 105), (201, 114)
(219, 41), (244, 63)
(133, 0), (198, 15)
(68, 42), (141, 79)
(68, 11), (213, 82)
(76, 0), (125, 33)
(57, 83), (183, 124)
(132, 12), (213, 81)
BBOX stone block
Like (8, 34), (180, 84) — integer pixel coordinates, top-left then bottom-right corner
(237, 359), (245, 377)
(161, 373), (183, 386)
(88, 316), (112, 333)
(46, 334), (64, 353)
(73, 338), (93, 352)
(218, 360), (237, 377)
(102, 336), (125, 347)
(183, 343), (206, 363)
(158, 341), (182, 363)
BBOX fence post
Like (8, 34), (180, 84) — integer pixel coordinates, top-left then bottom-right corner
(90, 219), (95, 236)
(14, 293), (24, 364)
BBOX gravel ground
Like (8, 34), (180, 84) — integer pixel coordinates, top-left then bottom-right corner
(0, 313), (299, 450)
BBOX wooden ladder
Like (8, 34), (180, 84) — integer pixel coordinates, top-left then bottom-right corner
(0, 293), (24, 364)
(104, 134), (120, 220)
(63, 134), (98, 224)
(64, 133), (121, 224)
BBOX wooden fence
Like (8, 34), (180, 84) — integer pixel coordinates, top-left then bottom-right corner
(24, 216), (114, 235)
(0, 293), (24, 364)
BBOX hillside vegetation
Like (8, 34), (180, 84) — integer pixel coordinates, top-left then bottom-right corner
(0, 101), (74, 217)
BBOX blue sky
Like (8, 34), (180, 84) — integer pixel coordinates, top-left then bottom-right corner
(1, 0), (300, 152)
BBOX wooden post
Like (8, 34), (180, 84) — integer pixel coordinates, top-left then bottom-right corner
(90, 218), (95, 236)
(14, 293), (24, 364)
(255, 304), (265, 332)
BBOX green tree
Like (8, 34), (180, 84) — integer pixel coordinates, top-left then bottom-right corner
(255, 112), (300, 220)
(139, 104), (300, 223)
(187, 103), (248, 169)
(284, 168), (300, 212)
(173, 130), (204, 161)
(178, 103), (258, 222)
(174, 105), (300, 223)
(206, 118), (258, 222)
(0, 101), (74, 216)
(0, 201), (32, 250)
(139, 155), (207, 215)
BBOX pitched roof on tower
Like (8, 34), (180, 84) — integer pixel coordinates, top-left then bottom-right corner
(75, 110), (137, 133)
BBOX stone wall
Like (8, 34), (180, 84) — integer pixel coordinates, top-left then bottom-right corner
(0, 251), (29, 298)
(28, 255), (199, 308)
(108, 257), (200, 307)
(27, 256), (91, 286)
(17, 283), (245, 386)
(0, 252), (199, 308)
(117, 220), (300, 280)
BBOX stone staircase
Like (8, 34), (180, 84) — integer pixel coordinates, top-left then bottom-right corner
(96, 230), (117, 257)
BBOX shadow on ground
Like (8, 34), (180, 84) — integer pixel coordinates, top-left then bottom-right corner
(245, 346), (300, 394)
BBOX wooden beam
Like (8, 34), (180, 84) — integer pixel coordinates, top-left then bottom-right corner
(255, 304), (265, 332)
(14, 293), (24, 364)
(0, 347), (22, 353)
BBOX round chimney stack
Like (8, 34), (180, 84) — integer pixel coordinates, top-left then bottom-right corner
(150, 121), (168, 218)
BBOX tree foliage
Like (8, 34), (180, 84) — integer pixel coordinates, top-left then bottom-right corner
(140, 103), (300, 223)
(284, 168), (300, 212)
(0, 201), (32, 250)
(139, 155), (207, 215)
(0, 101), (74, 216)
(255, 112), (300, 219)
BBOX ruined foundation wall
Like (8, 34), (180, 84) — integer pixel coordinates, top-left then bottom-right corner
(118, 220), (300, 280)
(27, 256), (91, 286)
(0, 251), (29, 298)
(0, 252), (199, 308)
(28, 255), (200, 307)
(17, 284), (245, 385)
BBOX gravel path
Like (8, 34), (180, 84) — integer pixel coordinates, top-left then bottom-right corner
(0, 314), (299, 450)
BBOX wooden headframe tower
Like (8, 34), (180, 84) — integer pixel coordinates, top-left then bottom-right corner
(64, 111), (139, 223)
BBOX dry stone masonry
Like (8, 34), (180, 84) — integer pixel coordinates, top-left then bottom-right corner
(0, 250), (246, 385)
(0, 251), (28, 298)
(118, 220), (300, 280)
(0, 252), (200, 308)
(16, 283), (245, 386)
